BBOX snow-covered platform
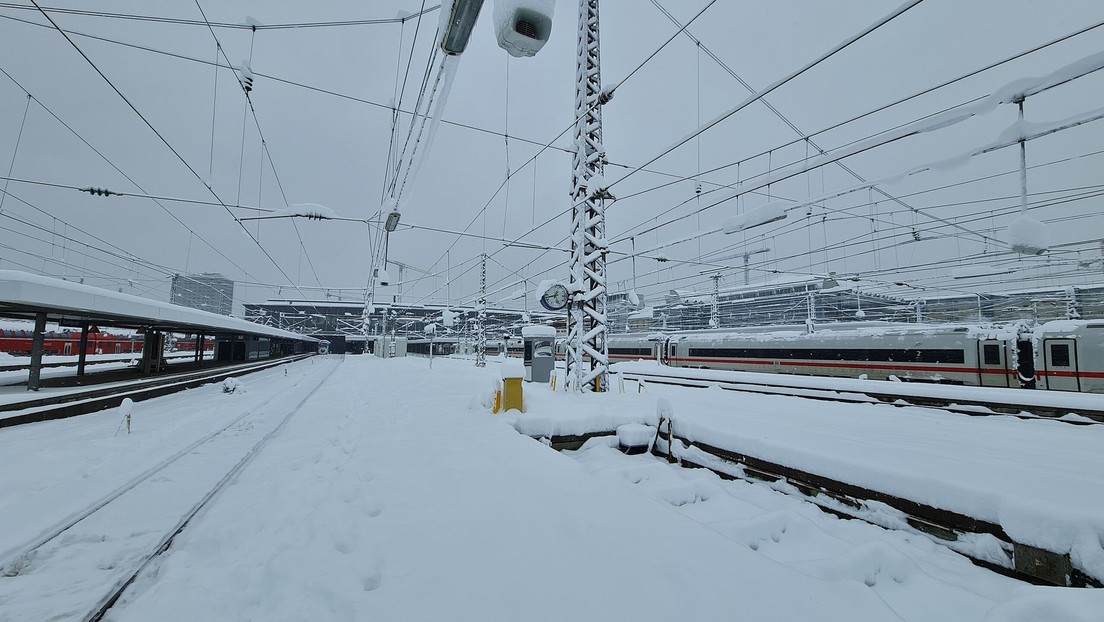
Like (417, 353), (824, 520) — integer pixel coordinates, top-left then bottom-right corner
(1, 355), (1101, 620)
(507, 361), (1104, 587)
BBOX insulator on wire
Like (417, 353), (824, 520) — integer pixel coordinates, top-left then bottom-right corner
(238, 62), (255, 94)
(80, 186), (117, 197)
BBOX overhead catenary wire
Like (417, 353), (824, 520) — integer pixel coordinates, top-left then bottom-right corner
(0, 92), (30, 215)
(647, 0), (983, 255)
(406, 0), (736, 307)
(600, 17), (1104, 245)
(6, 2), (1102, 312)
(192, 0), (330, 314)
(28, 1), (311, 308)
(601, 0), (927, 196)
(0, 2), (441, 30)
(0, 8), (881, 213)
(0, 65), (269, 295)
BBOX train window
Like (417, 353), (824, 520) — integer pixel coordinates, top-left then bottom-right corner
(982, 344), (1000, 365)
(1050, 343), (1070, 367)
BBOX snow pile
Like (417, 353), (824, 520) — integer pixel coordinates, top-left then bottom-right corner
(520, 325), (556, 338)
(990, 50), (1104, 105)
(493, 0), (555, 58)
(586, 173), (608, 199)
(616, 423), (655, 449)
(441, 309), (458, 327)
(1005, 214), (1048, 255)
(500, 361), (525, 379)
(222, 377), (244, 394)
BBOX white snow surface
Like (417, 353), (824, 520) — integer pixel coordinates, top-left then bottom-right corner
(1005, 214), (1049, 255)
(1, 355), (1101, 620)
(520, 324), (556, 338)
(499, 360), (524, 379)
(612, 360), (1104, 580)
(0, 270), (314, 342)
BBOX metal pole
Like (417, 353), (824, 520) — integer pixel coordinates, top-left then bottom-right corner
(567, 0), (609, 392)
(27, 312), (47, 391)
(76, 322), (90, 384)
(709, 274), (720, 328)
(1017, 99), (1028, 216)
(475, 253), (487, 367)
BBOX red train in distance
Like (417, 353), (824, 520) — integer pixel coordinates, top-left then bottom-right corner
(0, 327), (144, 358)
(0, 325), (215, 359)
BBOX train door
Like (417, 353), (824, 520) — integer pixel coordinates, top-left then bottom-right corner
(664, 340), (677, 366)
(64, 342), (72, 356)
(977, 340), (1010, 388)
(1042, 339), (1080, 392)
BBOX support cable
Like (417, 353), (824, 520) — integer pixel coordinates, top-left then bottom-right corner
(192, 1), (327, 316)
(0, 66), (262, 290)
(602, 0), (926, 195)
(0, 92), (30, 215)
(30, 1), (302, 303)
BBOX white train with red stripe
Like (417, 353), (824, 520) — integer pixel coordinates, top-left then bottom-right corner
(607, 320), (1104, 393)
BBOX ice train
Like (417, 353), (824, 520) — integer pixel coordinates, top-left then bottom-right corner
(607, 320), (1104, 393)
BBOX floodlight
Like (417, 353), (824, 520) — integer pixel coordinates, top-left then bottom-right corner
(441, 0), (486, 55)
(384, 209), (401, 232)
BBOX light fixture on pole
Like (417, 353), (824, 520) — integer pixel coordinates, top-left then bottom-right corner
(384, 208), (401, 232)
(441, 0), (486, 55)
(493, 0), (555, 57)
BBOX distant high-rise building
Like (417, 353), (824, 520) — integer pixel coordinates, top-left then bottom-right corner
(170, 273), (235, 316)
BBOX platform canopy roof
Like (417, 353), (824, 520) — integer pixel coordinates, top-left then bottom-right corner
(0, 270), (318, 342)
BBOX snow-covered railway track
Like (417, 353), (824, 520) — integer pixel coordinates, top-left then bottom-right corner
(649, 423), (1104, 588)
(619, 369), (1104, 424)
(0, 354), (314, 428)
(0, 352), (197, 374)
(0, 357), (340, 621)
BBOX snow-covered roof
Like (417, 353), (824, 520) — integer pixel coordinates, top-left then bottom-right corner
(521, 325), (556, 338)
(0, 270), (317, 342)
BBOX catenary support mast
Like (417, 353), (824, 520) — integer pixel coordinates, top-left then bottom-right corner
(566, 0), (609, 392)
(475, 252), (487, 367)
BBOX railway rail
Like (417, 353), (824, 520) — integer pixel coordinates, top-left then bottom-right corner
(0, 357), (339, 621)
(0, 354), (314, 428)
(617, 367), (1104, 424)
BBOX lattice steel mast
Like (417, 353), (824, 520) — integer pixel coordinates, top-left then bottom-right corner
(566, 0), (609, 392)
(475, 252), (487, 367)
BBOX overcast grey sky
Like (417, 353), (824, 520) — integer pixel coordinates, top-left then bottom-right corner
(1, 0), (1102, 313)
